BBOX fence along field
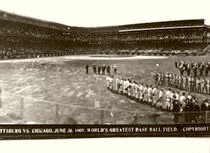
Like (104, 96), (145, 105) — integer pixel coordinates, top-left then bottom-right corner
(0, 55), (209, 124)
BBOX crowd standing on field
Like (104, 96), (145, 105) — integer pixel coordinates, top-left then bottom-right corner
(105, 75), (210, 123)
(85, 61), (210, 124)
(175, 61), (210, 77)
(154, 72), (210, 95)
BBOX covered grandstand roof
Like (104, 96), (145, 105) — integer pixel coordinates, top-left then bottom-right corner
(0, 10), (87, 32)
(89, 19), (206, 33)
(119, 25), (205, 32)
(118, 19), (205, 30)
(0, 10), (208, 34)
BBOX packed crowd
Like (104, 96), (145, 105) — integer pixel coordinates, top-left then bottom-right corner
(95, 48), (202, 56)
(105, 75), (210, 123)
(154, 73), (210, 94)
(175, 61), (210, 77)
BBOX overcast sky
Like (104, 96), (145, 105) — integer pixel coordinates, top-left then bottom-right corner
(0, 0), (210, 27)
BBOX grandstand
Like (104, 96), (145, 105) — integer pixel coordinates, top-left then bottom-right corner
(88, 19), (209, 56)
(0, 10), (89, 59)
(0, 10), (209, 59)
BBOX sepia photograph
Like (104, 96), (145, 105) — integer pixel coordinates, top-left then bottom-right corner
(0, 0), (209, 138)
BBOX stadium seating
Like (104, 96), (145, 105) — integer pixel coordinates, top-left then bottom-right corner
(0, 13), (209, 59)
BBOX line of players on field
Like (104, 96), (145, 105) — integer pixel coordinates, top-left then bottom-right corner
(85, 64), (117, 75)
(154, 72), (210, 94)
(175, 61), (210, 77)
(106, 75), (210, 114)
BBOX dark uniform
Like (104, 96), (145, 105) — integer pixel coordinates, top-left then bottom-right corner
(107, 65), (110, 75)
(180, 66), (184, 76)
(201, 99), (208, 111)
(186, 63), (191, 76)
(200, 99), (208, 123)
(192, 64), (197, 77)
(93, 65), (97, 74)
(175, 61), (178, 69)
(98, 65), (101, 74)
(113, 66), (117, 74)
(191, 77), (196, 92)
(204, 63), (209, 76)
(183, 98), (193, 123)
(85, 65), (89, 74)
(198, 62), (204, 76)
(192, 100), (200, 123)
(154, 73), (159, 85)
(102, 65), (106, 75)
(172, 95), (180, 123)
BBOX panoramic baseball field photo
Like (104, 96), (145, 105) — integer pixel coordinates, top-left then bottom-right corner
(0, 5), (209, 125)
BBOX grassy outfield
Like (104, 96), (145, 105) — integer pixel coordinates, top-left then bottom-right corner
(0, 55), (209, 124)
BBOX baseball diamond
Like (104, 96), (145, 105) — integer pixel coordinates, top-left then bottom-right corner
(0, 55), (209, 124)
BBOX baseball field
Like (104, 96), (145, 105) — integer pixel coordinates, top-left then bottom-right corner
(0, 55), (209, 124)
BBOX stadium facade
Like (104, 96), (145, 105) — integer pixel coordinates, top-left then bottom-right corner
(0, 10), (210, 59)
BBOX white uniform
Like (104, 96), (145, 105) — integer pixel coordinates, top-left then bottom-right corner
(156, 90), (164, 108)
(106, 76), (113, 90)
(135, 84), (139, 99)
(179, 95), (186, 112)
(164, 90), (173, 110)
(174, 93), (180, 101)
(152, 87), (158, 105)
(207, 80), (210, 94)
(115, 77), (120, 92)
(147, 87), (153, 104)
(128, 82), (133, 97)
(139, 84), (144, 101)
(123, 80), (129, 95)
(131, 82), (138, 98)
(118, 79), (123, 93)
(143, 86), (148, 102)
